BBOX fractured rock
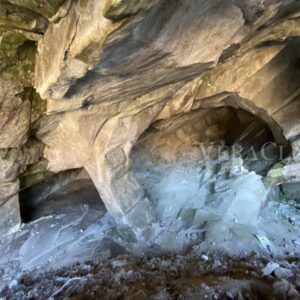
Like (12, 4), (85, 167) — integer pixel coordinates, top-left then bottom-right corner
(0, 80), (30, 148)
(1, 0), (300, 232)
(0, 194), (21, 236)
(0, 180), (19, 203)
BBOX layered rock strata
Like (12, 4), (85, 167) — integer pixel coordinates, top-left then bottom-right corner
(1, 0), (300, 233)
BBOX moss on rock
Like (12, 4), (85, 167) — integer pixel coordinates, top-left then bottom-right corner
(0, 1), (48, 33)
(7, 0), (67, 20)
(0, 31), (36, 86)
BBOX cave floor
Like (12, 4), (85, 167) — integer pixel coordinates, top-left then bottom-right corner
(1, 249), (300, 299)
(1, 158), (300, 299)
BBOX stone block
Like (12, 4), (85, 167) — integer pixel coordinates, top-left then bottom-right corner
(283, 163), (300, 183)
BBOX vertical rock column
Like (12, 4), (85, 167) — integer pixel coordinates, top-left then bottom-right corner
(85, 105), (163, 229)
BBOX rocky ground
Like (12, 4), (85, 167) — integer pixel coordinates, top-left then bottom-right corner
(1, 250), (300, 299)
(1, 156), (300, 299)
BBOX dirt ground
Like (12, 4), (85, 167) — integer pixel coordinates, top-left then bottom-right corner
(1, 249), (300, 300)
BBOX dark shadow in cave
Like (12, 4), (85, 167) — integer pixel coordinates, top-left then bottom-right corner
(131, 106), (292, 226)
(224, 108), (291, 175)
(19, 169), (105, 223)
(133, 106), (291, 174)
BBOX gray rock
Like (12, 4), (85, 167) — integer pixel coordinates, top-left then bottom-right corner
(262, 262), (280, 276)
(0, 194), (21, 237)
(274, 267), (294, 279)
(273, 280), (300, 300)
(1, 0), (300, 231)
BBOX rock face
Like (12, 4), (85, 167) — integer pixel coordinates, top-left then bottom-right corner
(1, 0), (300, 233)
(0, 0), (50, 235)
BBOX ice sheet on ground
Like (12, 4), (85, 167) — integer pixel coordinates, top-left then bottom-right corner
(1, 156), (300, 289)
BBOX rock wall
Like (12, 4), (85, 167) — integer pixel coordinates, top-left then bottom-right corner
(0, 1), (61, 235)
(1, 0), (300, 233)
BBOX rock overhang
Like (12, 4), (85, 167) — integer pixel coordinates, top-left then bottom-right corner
(30, 0), (300, 228)
(1, 0), (300, 233)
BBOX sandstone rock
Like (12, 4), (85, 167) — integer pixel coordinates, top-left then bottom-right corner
(0, 80), (30, 148)
(0, 1), (48, 33)
(0, 24), (40, 235)
(7, 0), (68, 20)
(104, 0), (157, 20)
(0, 139), (44, 184)
(18, 139), (45, 170)
(36, 0), (244, 105)
(20, 160), (52, 190)
(35, 0), (122, 100)
(0, 31), (36, 86)
(1, 0), (300, 232)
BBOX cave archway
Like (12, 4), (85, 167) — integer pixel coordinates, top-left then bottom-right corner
(27, 90), (292, 230)
(19, 169), (105, 223)
(131, 105), (291, 225)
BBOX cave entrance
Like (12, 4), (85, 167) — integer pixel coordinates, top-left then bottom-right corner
(132, 106), (290, 226)
(19, 169), (106, 223)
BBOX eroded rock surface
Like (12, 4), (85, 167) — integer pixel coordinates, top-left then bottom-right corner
(0, 0), (300, 235)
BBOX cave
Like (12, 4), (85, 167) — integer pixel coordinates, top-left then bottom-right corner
(19, 169), (104, 223)
(132, 106), (287, 226)
(1, 0), (300, 299)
